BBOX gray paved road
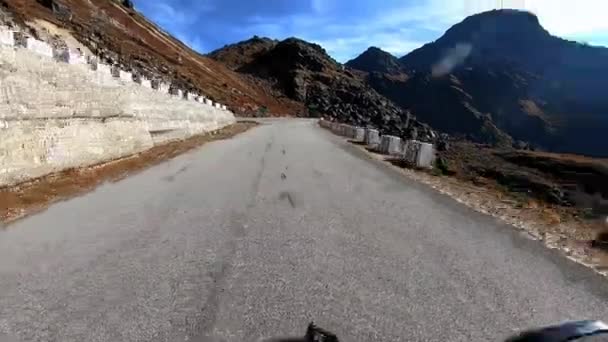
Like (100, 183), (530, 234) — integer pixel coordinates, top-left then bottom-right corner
(2, 119), (608, 342)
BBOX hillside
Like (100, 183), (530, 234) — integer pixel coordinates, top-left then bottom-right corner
(208, 36), (278, 71)
(210, 37), (436, 139)
(352, 9), (608, 156)
(0, 0), (303, 116)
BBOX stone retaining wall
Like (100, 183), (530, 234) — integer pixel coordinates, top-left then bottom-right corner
(0, 28), (236, 187)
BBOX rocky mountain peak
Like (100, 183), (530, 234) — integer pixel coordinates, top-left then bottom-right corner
(345, 46), (402, 74)
(400, 9), (551, 71)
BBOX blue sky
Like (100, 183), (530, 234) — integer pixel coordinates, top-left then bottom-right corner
(133, 0), (608, 63)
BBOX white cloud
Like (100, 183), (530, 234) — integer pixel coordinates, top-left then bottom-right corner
(133, 0), (216, 53)
(136, 0), (608, 62)
(311, 0), (329, 14)
(524, 0), (608, 37)
(432, 43), (473, 76)
(380, 40), (427, 58)
(340, 0), (608, 60)
(176, 33), (205, 52)
(412, 0), (608, 38)
(311, 36), (367, 61)
(141, 2), (197, 27)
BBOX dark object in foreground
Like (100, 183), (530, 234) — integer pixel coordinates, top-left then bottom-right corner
(271, 321), (608, 342)
(267, 323), (339, 342)
(303, 323), (339, 342)
(591, 230), (608, 251)
(506, 320), (608, 342)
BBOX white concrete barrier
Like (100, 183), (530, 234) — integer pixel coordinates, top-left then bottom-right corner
(403, 140), (418, 164)
(331, 122), (341, 134)
(25, 38), (53, 58)
(335, 123), (344, 135)
(141, 79), (152, 88)
(379, 135), (403, 155)
(119, 70), (132, 83)
(352, 127), (365, 142)
(93, 63), (117, 86)
(168, 88), (182, 98)
(132, 74), (142, 85)
(0, 28), (15, 46)
(204, 99), (213, 106)
(111, 65), (120, 78)
(86, 55), (98, 70)
(53, 48), (85, 64)
(365, 128), (381, 149)
(403, 140), (436, 168)
(346, 125), (355, 138)
(159, 82), (170, 94)
(66, 49), (86, 64)
(344, 125), (354, 138)
(417, 142), (435, 168)
(86, 55), (97, 64)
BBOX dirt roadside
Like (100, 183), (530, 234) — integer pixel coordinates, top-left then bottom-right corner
(0, 121), (257, 225)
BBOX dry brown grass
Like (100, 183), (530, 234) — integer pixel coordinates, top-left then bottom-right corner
(0, 122), (257, 224)
(521, 150), (608, 165)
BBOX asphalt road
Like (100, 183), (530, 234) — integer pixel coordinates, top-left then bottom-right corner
(2, 119), (608, 342)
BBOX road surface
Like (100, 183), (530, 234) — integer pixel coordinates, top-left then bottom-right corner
(1, 119), (608, 342)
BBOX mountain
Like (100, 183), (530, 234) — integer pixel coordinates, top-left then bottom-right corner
(354, 9), (608, 156)
(1, 0), (302, 116)
(208, 36), (278, 71)
(345, 47), (403, 74)
(210, 37), (436, 139)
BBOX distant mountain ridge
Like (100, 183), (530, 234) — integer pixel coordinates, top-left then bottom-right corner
(348, 9), (608, 156)
(209, 37), (436, 139)
(210, 9), (608, 156)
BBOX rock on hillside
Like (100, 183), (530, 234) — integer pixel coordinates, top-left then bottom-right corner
(211, 37), (436, 139)
(352, 9), (608, 156)
(345, 46), (403, 74)
(1, 0), (303, 116)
